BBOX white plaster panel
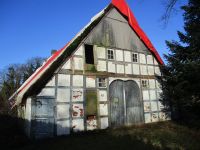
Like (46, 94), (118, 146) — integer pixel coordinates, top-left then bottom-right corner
(58, 74), (70, 87)
(57, 104), (70, 119)
(97, 60), (107, 71)
(38, 88), (55, 97)
(132, 64), (140, 75)
(144, 113), (151, 123)
(62, 59), (71, 70)
(151, 101), (158, 111)
(156, 80), (161, 89)
(57, 88), (70, 102)
(72, 89), (83, 102)
(57, 120), (70, 135)
(117, 64), (124, 74)
(155, 66), (161, 76)
(159, 112), (166, 121)
(147, 55), (154, 65)
(143, 90), (150, 100)
(72, 104), (84, 118)
(144, 102), (150, 112)
(108, 61), (116, 73)
(149, 79), (156, 89)
(100, 117), (109, 129)
(46, 76), (55, 86)
(115, 50), (124, 61)
(74, 57), (83, 70)
(124, 51), (131, 62)
(86, 76), (96, 88)
(158, 101), (164, 111)
(98, 90), (107, 102)
(124, 64), (131, 74)
(140, 65), (148, 75)
(100, 104), (108, 116)
(72, 119), (84, 132)
(149, 90), (157, 100)
(74, 45), (83, 56)
(139, 54), (146, 64)
(157, 90), (162, 99)
(151, 113), (159, 122)
(73, 75), (83, 87)
(148, 66), (154, 75)
(25, 98), (31, 137)
(154, 58), (158, 65)
(96, 46), (106, 59)
(87, 117), (97, 130)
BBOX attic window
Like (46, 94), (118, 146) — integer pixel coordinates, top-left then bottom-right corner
(132, 53), (138, 62)
(98, 78), (106, 88)
(108, 49), (114, 60)
(142, 80), (148, 88)
(85, 44), (94, 64)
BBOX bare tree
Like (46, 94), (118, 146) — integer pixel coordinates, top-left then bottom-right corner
(161, 0), (186, 27)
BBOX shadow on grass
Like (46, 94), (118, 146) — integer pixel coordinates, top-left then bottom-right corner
(1, 115), (200, 150)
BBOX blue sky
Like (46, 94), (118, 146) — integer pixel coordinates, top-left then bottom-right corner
(0, 0), (187, 70)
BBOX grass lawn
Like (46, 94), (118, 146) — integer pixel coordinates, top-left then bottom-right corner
(1, 116), (200, 150)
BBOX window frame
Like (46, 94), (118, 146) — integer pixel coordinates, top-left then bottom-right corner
(142, 80), (149, 88)
(107, 49), (114, 60)
(98, 78), (107, 88)
(132, 53), (138, 63)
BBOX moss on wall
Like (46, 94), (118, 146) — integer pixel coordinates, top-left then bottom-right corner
(86, 91), (97, 116)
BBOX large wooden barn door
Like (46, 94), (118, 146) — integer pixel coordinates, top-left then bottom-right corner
(109, 80), (125, 127)
(109, 80), (144, 127)
(124, 81), (144, 125)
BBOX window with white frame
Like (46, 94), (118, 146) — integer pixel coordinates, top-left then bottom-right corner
(132, 53), (138, 62)
(98, 78), (106, 88)
(107, 49), (114, 60)
(142, 80), (148, 88)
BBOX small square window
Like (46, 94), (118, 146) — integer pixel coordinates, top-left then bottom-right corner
(108, 49), (114, 60)
(142, 80), (148, 88)
(98, 78), (107, 88)
(132, 53), (138, 62)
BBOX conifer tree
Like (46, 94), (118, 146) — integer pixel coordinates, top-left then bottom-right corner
(162, 0), (200, 121)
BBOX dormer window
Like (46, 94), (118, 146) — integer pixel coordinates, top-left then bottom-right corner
(132, 53), (138, 62)
(108, 49), (114, 60)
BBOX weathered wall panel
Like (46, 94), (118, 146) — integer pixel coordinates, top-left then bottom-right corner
(58, 74), (70, 87)
(85, 8), (149, 54)
(100, 117), (109, 129)
(57, 120), (70, 136)
(73, 75), (83, 87)
(57, 89), (70, 102)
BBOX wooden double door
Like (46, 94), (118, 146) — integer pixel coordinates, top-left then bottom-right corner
(109, 80), (144, 127)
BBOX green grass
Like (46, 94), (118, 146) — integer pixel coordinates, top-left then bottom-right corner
(1, 117), (200, 150)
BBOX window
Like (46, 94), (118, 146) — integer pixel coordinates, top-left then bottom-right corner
(108, 49), (114, 60)
(132, 53), (138, 62)
(85, 44), (94, 64)
(142, 80), (148, 88)
(98, 78), (106, 88)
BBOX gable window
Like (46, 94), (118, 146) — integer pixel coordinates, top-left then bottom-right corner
(108, 49), (114, 60)
(132, 53), (138, 62)
(98, 78), (106, 88)
(85, 44), (94, 64)
(142, 80), (148, 88)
